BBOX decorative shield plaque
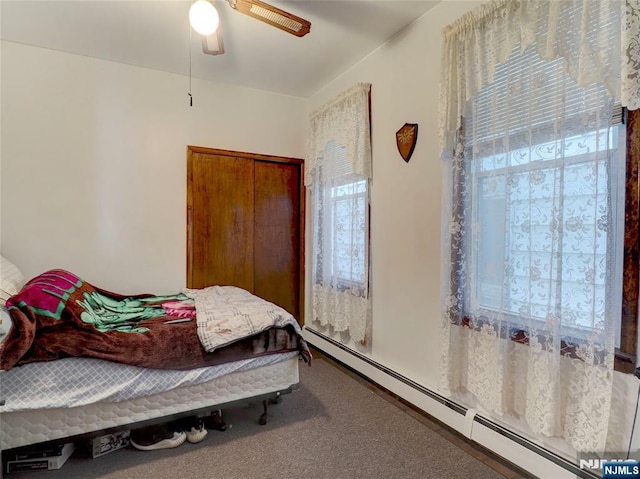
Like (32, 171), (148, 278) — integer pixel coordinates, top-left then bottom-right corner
(395, 123), (418, 163)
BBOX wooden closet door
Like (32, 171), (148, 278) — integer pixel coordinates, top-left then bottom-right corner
(187, 151), (255, 291)
(187, 146), (304, 325)
(254, 160), (301, 320)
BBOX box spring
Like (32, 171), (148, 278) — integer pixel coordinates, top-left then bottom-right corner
(1, 357), (299, 451)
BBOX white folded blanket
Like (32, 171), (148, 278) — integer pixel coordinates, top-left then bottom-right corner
(183, 286), (303, 352)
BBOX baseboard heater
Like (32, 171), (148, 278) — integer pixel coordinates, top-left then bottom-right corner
(305, 327), (600, 479)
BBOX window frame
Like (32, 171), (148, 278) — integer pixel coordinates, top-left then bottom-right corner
(617, 108), (639, 374)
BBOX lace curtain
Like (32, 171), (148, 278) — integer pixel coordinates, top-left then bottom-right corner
(439, 0), (640, 156)
(439, 0), (639, 453)
(307, 83), (372, 344)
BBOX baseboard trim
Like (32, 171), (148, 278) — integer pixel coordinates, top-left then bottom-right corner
(305, 327), (600, 479)
(305, 327), (466, 415)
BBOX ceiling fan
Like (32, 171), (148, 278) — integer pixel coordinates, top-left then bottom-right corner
(189, 0), (312, 56)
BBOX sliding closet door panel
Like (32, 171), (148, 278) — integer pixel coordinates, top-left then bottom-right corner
(254, 161), (301, 321)
(188, 152), (255, 290)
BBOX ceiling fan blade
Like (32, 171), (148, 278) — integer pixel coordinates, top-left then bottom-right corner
(202, 27), (225, 55)
(229, 0), (311, 37)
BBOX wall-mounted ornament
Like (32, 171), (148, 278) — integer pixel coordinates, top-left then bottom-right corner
(395, 123), (418, 163)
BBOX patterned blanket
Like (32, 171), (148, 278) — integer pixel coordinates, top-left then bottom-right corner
(184, 286), (305, 352)
(1, 269), (310, 371)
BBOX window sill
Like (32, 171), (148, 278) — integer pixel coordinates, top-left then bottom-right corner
(615, 350), (637, 374)
(455, 317), (634, 373)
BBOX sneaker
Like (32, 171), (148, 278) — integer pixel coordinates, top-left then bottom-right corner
(184, 418), (208, 444)
(131, 429), (187, 451)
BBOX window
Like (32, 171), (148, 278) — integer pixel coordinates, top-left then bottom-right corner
(307, 83), (372, 344)
(313, 142), (368, 290)
(468, 122), (625, 336)
(453, 43), (636, 372)
(331, 178), (368, 285)
(438, 0), (639, 452)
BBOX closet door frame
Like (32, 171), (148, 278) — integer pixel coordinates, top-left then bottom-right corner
(186, 145), (305, 325)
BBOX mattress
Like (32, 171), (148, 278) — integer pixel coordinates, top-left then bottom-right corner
(1, 356), (300, 450)
(1, 352), (299, 412)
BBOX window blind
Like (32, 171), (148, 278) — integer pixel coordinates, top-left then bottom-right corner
(467, 43), (622, 148)
(320, 140), (357, 181)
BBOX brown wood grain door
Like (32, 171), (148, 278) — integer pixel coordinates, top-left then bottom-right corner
(254, 160), (301, 320)
(187, 146), (305, 325)
(187, 151), (255, 291)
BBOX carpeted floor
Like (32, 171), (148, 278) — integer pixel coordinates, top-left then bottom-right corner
(5, 356), (531, 479)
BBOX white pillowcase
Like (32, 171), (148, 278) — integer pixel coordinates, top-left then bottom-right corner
(1, 256), (26, 305)
(0, 306), (11, 344)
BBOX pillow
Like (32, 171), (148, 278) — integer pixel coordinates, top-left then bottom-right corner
(0, 306), (11, 345)
(1, 256), (26, 304)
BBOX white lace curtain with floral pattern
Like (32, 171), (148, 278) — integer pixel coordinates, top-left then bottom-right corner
(439, 0), (639, 454)
(307, 83), (372, 344)
(439, 0), (640, 157)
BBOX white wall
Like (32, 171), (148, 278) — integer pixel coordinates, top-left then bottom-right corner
(303, 1), (640, 477)
(1, 41), (306, 294)
(305, 0), (471, 400)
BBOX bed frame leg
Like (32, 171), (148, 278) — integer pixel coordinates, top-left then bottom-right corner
(259, 392), (283, 425)
(259, 400), (268, 425)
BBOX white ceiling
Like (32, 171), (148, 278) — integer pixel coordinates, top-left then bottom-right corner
(0, 0), (440, 98)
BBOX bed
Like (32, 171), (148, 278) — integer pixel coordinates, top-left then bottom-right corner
(0, 267), (311, 453)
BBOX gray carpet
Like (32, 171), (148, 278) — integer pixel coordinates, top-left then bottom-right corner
(6, 358), (511, 479)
